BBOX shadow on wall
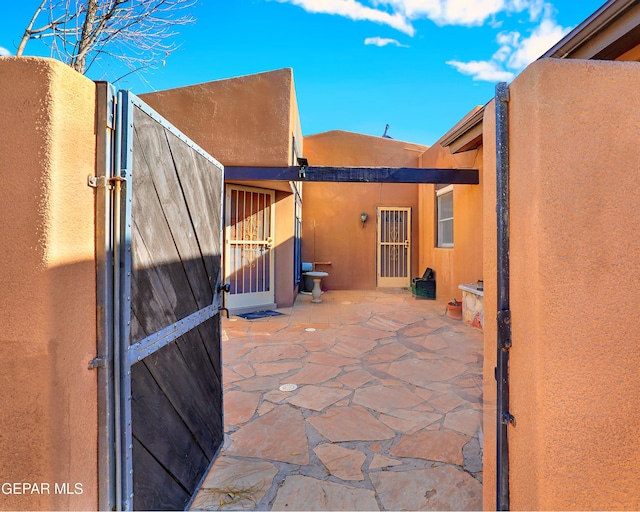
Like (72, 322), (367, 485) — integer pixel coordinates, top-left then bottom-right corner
(0, 260), (98, 511)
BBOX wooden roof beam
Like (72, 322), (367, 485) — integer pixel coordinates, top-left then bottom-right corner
(224, 166), (479, 184)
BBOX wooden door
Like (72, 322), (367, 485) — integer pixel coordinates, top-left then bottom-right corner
(225, 185), (275, 311)
(377, 207), (412, 287)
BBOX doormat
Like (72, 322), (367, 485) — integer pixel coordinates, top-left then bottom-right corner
(236, 310), (284, 320)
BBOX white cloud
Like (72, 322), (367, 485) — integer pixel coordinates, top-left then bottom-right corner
(374, 0), (547, 27)
(447, 4), (571, 82)
(364, 36), (409, 47)
(447, 59), (515, 82)
(280, 0), (415, 35)
(507, 17), (570, 69)
(381, 0), (509, 26)
(279, 0), (559, 33)
(0, 47), (11, 57)
(278, 0), (572, 83)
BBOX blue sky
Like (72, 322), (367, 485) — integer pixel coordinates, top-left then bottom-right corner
(2, 0), (604, 144)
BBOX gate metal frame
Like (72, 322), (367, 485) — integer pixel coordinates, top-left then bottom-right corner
(94, 82), (118, 512)
(97, 89), (225, 511)
(495, 81), (514, 511)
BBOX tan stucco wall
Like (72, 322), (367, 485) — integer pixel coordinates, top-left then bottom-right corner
(302, 131), (427, 289)
(418, 145), (483, 299)
(0, 57), (98, 510)
(482, 99), (498, 511)
(274, 191), (296, 307)
(483, 58), (640, 510)
(141, 68), (295, 167)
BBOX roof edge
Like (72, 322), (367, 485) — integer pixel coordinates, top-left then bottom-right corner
(438, 106), (485, 152)
(304, 129), (428, 148)
(541, 0), (639, 59)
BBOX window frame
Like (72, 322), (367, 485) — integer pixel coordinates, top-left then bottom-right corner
(436, 184), (454, 248)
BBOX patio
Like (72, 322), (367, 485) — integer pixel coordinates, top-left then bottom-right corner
(191, 289), (483, 511)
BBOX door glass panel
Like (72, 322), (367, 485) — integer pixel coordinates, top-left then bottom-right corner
(228, 188), (272, 295)
(380, 209), (407, 278)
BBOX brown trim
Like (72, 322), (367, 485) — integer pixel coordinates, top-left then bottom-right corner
(439, 106), (485, 153)
(541, 0), (640, 60)
(225, 166), (479, 184)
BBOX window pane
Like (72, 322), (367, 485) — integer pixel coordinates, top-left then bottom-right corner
(439, 192), (453, 220)
(439, 219), (453, 246)
(437, 191), (453, 247)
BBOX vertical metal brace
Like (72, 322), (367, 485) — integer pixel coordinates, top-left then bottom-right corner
(94, 81), (117, 512)
(114, 90), (135, 512)
(495, 82), (514, 511)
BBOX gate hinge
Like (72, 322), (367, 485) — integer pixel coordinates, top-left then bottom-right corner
(88, 356), (108, 370)
(502, 411), (516, 427)
(497, 309), (512, 349)
(87, 175), (110, 189)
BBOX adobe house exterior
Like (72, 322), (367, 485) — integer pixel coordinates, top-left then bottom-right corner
(142, 72), (436, 311)
(3, 0), (640, 510)
(302, 130), (427, 290)
(417, 111), (484, 300)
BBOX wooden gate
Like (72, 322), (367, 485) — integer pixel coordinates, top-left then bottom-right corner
(98, 89), (225, 510)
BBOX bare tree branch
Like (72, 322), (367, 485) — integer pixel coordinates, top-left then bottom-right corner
(16, 0), (196, 76)
(16, 0), (48, 56)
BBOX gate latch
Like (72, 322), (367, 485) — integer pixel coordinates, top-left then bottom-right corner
(88, 175), (126, 189)
(87, 175), (109, 189)
(502, 412), (516, 427)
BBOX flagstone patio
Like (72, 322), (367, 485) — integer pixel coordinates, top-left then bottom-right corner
(191, 290), (483, 511)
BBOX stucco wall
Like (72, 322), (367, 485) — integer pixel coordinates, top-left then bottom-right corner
(302, 131), (426, 290)
(483, 58), (640, 510)
(482, 99), (498, 511)
(418, 145), (483, 299)
(141, 68), (295, 167)
(274, 191), (296, 307)
(0, 57), (98, 510)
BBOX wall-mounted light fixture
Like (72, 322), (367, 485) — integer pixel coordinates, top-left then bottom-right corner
(297, 157), (309, 179)
(360, 212), (368, 227)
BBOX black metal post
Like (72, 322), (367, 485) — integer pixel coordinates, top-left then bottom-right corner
(495, 82), (513, 511)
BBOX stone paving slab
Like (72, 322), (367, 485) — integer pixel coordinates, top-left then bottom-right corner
(226, 405), (309, 464)
(313, 443), (366, 481)
(370, 466), (482, 511)
(286, 385), (351, 412)
(191, 290), (483, 511)
(191, 458), (278, 510)
(307, 405), (396, 442)
(272, 475), (379, 511)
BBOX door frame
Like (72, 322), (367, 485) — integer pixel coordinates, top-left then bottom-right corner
(376, 206), (412, 288)
(224, 184), (276, 312)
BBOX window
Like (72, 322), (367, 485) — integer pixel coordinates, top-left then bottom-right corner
(436, 185), (453, 248)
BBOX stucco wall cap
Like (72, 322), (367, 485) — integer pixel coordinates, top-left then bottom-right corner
(305, 129), (428, 149)
(151, 67), (294, 94)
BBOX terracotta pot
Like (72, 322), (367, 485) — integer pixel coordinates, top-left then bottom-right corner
(447, 301), (462, 320)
